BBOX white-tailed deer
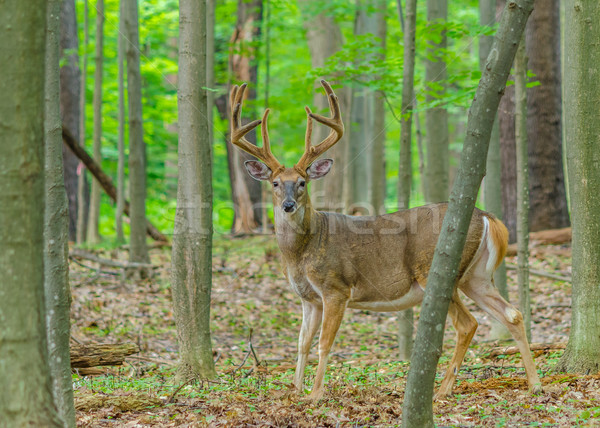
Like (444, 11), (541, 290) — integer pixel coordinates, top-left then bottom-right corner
(230, 80), (542, 400)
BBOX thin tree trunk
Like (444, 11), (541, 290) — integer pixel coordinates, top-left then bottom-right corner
(367, 1), (387, 215)
(116, 0), (126, 244)
(262, 0), (271, 233)
(556, 0), (600, 374)
(397, 0), (417, 362)
(207, 0), (215, 150)
(481, 0), (509, 340)
(77, 0), (89, 245)
(525, 0), (569, 232)
(402, 1), (534, 425)
(124, 0), (150, 266)
(347, 2), (377, 214)
(61, 0), (85, 241)
(88, 0), (104, 244)
(0, 2), (63, 424)
(299, 0), (350, 212)
(45, 0), (75, 425)
(172, 0), (217, 380)
(227, 0), (264, 234)
(424, 0), (449, 203)
(514, 34), (531, 341)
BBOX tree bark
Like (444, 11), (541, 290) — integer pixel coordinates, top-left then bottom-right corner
(299, 0), (350, 212)
(227, 0), (264, 234)
(0, 2), (63, 424)
(499, 0), (570, 241)
(45, 0), (76, 425)
(424, 0), (449, 203)
(370, 1), (387, 215)
(124, 0), (150, 266)
(514, 34), (531, 341)
(60, 0), (86, 241)
(88, 0), (104, 244)
(346, 2), (378, 215)
(70, 344), (139, 368)
(116, 0), (126, 244)
(172, 0), (217, 380)
(397, 0), (417, 362)
(556, 0), (600, 374)
(525, 0), (569, 232)
(77, 0), (89, 245)
(402, 1), (534, 426)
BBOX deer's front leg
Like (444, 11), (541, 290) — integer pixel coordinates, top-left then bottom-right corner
(294, 301), (322, 392)
(308, 295), (347, 400)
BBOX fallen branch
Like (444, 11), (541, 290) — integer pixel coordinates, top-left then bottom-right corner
(70, 248), (154, 269)
(506, 227), (572, 255)
(489, 342), (566, 358)
(62, 127), (168, 243)
(505, 263), (571, 282)
(71, 343), (139, 369)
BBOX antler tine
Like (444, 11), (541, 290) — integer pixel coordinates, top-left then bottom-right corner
(304, 106), (313, 153)
(229, 84), (283, 175)
(295, 80), (344, 174)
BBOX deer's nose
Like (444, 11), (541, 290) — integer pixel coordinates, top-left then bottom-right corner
(282, 201), (296, 212)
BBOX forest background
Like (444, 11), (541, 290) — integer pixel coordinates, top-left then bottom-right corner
(76, 0), (492, 238)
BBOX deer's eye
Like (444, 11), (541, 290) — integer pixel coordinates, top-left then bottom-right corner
(299, 181), (306, 188)
(273, 181), (279, 188)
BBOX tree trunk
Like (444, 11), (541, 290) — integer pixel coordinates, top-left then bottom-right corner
(60, 0), (86, 241)
(402, 1), (534, 425)
(346, 2), (379, 215)
(424, 0), (449, 203)
(227, 0), (264, 234)
(481, 0), (509, 341)
(45, 0), (76, 425)
(299, 0), (350, 212)
(207, 0), (215, 150)
(0, 2), (63, 424)
(499, 0), (569, 241)
(514, 34), (531, 342)
(397, 0), (417, 362)
(116, 0), (126, 244)
(370, 0), (386, 215)
(124, 0), (150, 266)
(172, 0), (217, 380)
(77, 0), (89, 245)
(525, 0), (569, 232)
(87, 0), (104, 244)
(556, 0), (600, 374)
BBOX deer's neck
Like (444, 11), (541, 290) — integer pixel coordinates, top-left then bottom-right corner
(274, 198), (322, 259)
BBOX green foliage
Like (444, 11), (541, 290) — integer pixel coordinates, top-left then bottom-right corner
(77, 0), (499, 239)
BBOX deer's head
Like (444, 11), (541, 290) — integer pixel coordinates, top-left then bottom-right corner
(229, 80), (344, 215)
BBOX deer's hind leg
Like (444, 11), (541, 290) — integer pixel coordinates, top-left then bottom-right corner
(436, 292), (478, 398)
(460, 276), (542, 394)
(294, 301), (322, 392)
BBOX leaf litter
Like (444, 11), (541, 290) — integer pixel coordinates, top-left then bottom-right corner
(71, 237), (600, 427)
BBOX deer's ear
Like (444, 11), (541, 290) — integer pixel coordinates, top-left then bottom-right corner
(306, 158), (333, 180)
(244, 160), (272, 181)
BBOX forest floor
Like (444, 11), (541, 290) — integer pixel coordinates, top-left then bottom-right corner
(70, 235), (600, 427)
